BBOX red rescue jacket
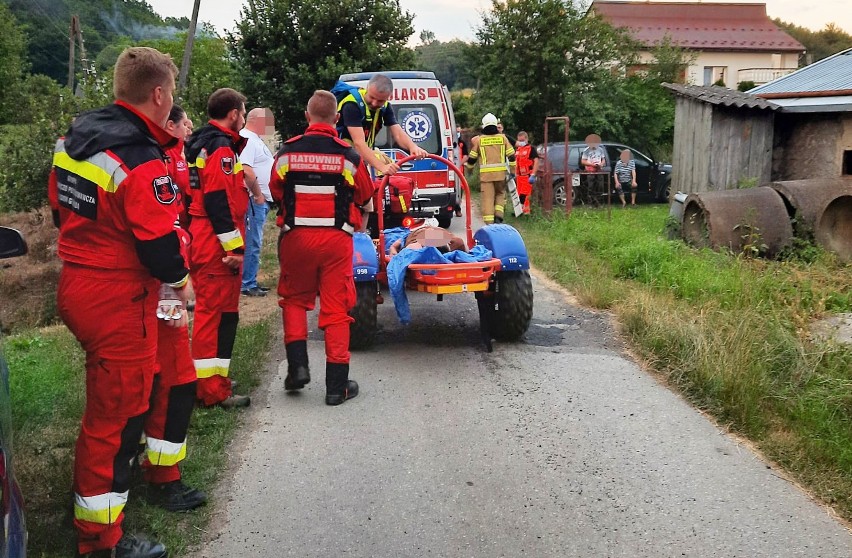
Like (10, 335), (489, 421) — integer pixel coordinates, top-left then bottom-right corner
(51, 101), (187, 285)
(270, 123), (374, 234)
(184, 121), (248, 254)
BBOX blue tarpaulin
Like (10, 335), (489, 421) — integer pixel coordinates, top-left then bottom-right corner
(382, 227), (493, 324)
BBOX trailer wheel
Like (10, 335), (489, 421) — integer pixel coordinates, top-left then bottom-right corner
(490, 270), (534, 341)
(350, 280), (378, 349)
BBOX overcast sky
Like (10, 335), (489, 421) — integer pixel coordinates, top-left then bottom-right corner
(145, 0), (851, 40)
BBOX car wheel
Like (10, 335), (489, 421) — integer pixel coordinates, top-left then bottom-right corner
(553, 180), (567, 207)
(657, 180), (671, 203)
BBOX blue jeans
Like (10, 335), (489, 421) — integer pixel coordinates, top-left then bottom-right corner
(241, 199), (269, 290)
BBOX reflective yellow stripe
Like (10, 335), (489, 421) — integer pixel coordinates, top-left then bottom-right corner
(494, 204), (504, 212)
(217, 230), (244, 251)
(145, 437), (187, 467)
(234, 161), (243, 173)
(193, 157), (206, 169)
(195, 358), (230, 379)
(53, 152), (125, 193)
(74, 491), (128, 525)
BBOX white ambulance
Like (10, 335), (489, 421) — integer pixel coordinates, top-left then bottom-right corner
(337, 71), (460, 227)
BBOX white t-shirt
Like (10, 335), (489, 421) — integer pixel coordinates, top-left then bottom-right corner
(239, 128), (275, 202)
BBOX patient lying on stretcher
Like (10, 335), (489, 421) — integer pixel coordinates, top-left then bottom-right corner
(388, 218), (466, 256)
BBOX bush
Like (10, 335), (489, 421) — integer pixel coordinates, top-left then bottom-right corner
(738, 80), (757, 92)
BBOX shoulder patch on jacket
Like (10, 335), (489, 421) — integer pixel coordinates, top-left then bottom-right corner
(221, 156), (234, 175)
(153, 175), (178, 204)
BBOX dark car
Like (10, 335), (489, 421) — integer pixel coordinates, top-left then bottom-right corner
(537, 142), (672, 206)
(0, 226), (28, 558)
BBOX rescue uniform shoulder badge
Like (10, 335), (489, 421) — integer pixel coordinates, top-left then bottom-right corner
(153, 175), (177, 204)
(221, 156), (234, 175)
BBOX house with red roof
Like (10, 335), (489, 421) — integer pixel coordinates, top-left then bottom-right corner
(591, 1), (805, 88)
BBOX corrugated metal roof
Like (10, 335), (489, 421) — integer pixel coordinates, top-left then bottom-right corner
(663, 83), (781, 110)
(762, 95), (852, 113)
(749, 48), (852, 95)
(592, 1), (805, 52)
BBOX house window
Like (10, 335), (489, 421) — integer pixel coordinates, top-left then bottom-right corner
(843, 150), (852, 175)
(703, 66), (728, 86)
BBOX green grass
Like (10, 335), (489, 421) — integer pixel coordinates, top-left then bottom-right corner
(6, 319), (273, 558)
(511, 205), (852, 521)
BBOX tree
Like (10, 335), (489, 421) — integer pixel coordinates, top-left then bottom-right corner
(231, 0), (416, 138)
(0, 3), (28, 124)
(415, 38), (476, 90)
(470, 0), (636, 140)
(773, 19), (852, 64)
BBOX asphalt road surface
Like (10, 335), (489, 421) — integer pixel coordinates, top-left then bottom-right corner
(195, 212), (852, 558)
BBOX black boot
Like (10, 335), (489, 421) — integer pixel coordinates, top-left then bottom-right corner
(147, 479), (207, 512)
(325, 362), (358, 406)
(285, 340), (311, 390)
(494, 215), (504, 224)
(82, 533), (168, 558)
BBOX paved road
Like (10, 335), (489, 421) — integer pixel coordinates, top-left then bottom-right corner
(196, 216), (852, 558)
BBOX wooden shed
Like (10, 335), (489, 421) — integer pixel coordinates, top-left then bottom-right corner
(664, 84), (780, 193)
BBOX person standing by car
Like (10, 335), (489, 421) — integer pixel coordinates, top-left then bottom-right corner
(466, 113), (516, 224)
(514, 131), (540, 215)
(613, 148), (637, 207)
(185, 88), (251, 409)
(239, 107), (276, 297)
(580, 133), (608, 205)
(51, 46), (186, 558)
(271, 90), (375, 405)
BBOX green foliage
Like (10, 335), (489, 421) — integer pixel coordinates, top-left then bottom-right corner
(737, 80), (756, 92)
(774, 19), (852, 64)
(644, 35), (695, 84)
(0, 3), (28, 124)
(471, 0), (636, 138)
(7, 0), (193, 85)
(141, 33), (239, 123)
(414, 36), (477, 90)
(231, 0), (416, 139)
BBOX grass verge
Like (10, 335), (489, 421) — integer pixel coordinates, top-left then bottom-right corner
(6, 318), (273, 557)
(508, 204), (852, 523)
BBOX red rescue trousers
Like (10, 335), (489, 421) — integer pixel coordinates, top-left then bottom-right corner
(58, 265), (159, 555)
(277, 227), (355, 364)
(142, 320), (197, 484)
(189, 217), (241, 406)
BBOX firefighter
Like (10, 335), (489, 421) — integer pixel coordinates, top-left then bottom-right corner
(140, 102), (207, 513)
(465, 113), (516, 224)
(270, 90), (375, 405)
(185, 88), (251, 409)
(51, 46), (186, 558)
(514, 131), (540, 215)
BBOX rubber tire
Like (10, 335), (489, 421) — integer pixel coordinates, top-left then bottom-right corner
(489, 270), (534, 341)
(349, 280), (377, 349)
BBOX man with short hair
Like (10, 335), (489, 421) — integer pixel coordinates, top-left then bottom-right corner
(185, 88), (251, 409)
(52, 45), (185, 558)
(271, 90), (375, 405)
(239, 107), (276, 297)
(337, 73), (428, 176)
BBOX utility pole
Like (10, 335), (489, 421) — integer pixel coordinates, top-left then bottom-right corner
(67, 15), (90, 91)
(67, 15), (78, 89)
(178, 0), (201, 93)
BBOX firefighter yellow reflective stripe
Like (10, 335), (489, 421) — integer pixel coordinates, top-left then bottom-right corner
(53, 151), (128, 193)
(217, 230), (244, 251)
(74, 491), (128, 524)
(194, 358), (230, 379)
(145, 436), (187, 467)
(495, 204), (504, 213)
(479, 135), (507, 174)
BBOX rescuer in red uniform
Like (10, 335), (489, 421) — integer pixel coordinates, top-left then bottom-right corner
(139, 102), (207, 513)
(52, 46), (186, 558)
(270, 90), (375, 405)
(514, 131), (540, 215)
(184, 88), (251, 408)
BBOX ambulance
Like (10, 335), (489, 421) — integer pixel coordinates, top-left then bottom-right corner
(337, 71), (460, 227)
